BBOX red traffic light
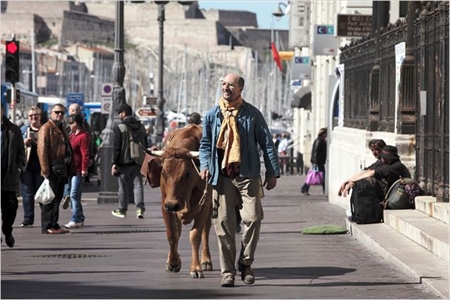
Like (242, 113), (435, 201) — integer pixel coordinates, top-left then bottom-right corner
(6, 41), (18, 54)
(5, 40), (20, 84)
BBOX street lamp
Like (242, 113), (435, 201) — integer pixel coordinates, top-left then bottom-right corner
(153, 1), (193, 146)
(97, 0), (125, 203)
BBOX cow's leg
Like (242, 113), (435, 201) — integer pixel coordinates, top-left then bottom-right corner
(162, 203), (182, 273)
(201, 188), (213, 271)
(188, 189), (213, 278)
(200, 212), (213, 271)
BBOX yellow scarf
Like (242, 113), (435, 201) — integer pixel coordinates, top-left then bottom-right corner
(216, 96), (243, 170)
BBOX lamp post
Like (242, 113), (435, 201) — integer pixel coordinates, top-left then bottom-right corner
(97, 0), (125, 204)
(153, 1), (193, 146)
(269, 2), (288, 126)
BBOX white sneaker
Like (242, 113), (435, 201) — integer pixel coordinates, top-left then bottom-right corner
(64, 221), (83, 229)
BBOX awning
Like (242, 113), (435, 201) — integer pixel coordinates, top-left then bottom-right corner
(291, 86), (311, 109)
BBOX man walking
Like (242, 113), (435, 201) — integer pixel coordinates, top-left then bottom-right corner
(1, 101), (26, 247)
(37, 103), (74, 234)
(199, 73), (280, 287)
(111, 103), (147, 219)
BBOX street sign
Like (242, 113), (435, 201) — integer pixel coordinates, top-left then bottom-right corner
(101, 83), (113, 97)
(66, 92), (84, 109)
(101, 97), (112, 114)
(313, 25), (340, 56)
(136, 107), (156, 117)
(291, 56), (311, 80)
(336, 14), (372, 37)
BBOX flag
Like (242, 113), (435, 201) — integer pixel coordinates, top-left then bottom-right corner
(271, 42), (283, 72)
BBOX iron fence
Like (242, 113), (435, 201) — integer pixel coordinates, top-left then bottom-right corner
(340, 2), (449, 201)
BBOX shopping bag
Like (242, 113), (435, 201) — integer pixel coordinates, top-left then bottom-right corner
(305, 166), (323, 185)
(34, 179), (55, 205)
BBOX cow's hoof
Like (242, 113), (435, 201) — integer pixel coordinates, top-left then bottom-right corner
(201, 262), (213, 271)
(190, 270), (205, 279)
(166, 263), (182, 273)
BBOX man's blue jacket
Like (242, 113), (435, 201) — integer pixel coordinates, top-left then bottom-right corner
(199, 101), (280, 186)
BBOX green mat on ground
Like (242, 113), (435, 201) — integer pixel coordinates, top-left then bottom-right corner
(301, 224), (348, 235)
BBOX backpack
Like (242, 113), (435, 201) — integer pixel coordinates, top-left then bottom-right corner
(382, 177), (423, 209)
(350, 178), (385, 224)
(118, 124), (145, 165)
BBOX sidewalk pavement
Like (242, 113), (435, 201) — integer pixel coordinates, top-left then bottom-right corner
(1, 174), (440, 299)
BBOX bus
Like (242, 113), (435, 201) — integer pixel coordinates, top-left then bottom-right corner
(1, 82), (39, 126)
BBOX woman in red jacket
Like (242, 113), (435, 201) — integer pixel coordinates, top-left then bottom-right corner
(64, 114), (91, 229)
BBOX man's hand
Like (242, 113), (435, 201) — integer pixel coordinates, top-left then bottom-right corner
(199, 169), (209, 180)
(263, 176), (277, 190)
(81, 171), (88, 177)
(342, 181), (355, 197)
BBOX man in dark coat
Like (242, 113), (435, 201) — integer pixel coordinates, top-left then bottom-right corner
(1, 101), (26, 247)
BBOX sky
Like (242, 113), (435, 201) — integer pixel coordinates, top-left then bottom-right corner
(198, 1), (289, 30)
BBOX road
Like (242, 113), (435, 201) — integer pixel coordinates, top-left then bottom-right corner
(1, 175), (440, 299)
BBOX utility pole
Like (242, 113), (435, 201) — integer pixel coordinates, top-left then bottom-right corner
(97, 1), (125, 204)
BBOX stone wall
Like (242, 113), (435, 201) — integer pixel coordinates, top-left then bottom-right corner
(60, 10), (114, 46)
(1, 13), (51, 43)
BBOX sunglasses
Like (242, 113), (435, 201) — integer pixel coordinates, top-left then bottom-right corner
(53, 111), (65, 115)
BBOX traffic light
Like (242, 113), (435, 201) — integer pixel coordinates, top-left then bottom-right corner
(5, 40), (20, 84)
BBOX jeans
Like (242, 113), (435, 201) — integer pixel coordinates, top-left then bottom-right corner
(117, 164), (145, 213)
(20, 170), (44, 223)
(69, 175), (84, 223)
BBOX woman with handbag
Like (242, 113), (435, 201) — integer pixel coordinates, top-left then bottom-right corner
(301, 127), (327, 196)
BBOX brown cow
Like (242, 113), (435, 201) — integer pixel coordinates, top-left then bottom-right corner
(143, 124), (213, 278)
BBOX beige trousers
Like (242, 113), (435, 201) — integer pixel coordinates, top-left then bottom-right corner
(213, 175), (264, 277)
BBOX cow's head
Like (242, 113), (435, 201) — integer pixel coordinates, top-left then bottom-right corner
(148, 147), (203, 218)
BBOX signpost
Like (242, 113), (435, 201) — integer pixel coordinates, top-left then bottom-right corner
(136, 107), (156, 117)
(101, 83), (113, 115)
(336, 14), (372, 37)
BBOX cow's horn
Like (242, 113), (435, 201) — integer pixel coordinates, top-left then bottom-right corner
(149, 150), (164, 157)
(189, 151), (199, 157)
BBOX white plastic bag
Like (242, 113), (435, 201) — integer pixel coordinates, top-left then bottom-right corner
(34, 179), (55, 205)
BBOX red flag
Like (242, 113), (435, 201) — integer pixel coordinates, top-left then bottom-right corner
(271, 42), (283, 72)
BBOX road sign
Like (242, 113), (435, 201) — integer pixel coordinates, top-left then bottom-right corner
(101, 97), (112, 114)
(135, 107), (156, 117)
(336, 14), (372, 37)
(101, 83), (113, 97)
(66, 93), (84, 109)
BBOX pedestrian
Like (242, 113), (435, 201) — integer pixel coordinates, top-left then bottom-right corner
(188, 112), (202, 125)
(301, 127), (327, 196)
(199, 73), (280, 287)
(20, 106), (44, 228)
(1, 101), (26, 247)
(64, 114), (91, 229)
(37, 103), (75, 234)
(66, 103), (94, 184)
(277, 132), (290, 156)
(111, 103), (147, 219)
